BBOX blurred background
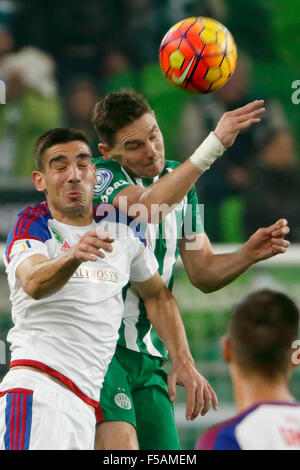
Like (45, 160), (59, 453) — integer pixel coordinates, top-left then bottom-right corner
(0, 0), (299, 450)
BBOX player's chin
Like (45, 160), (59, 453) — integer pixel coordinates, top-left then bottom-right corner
(64, 199), (89, 215)
(143, 160), (164, 177)
(66, 198), (85, 209)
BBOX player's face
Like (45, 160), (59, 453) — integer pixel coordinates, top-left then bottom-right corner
(107, 112), (165, 178)
(35, 141), (97, 219)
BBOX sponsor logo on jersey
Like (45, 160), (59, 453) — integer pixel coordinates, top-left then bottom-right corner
(114, 393), (132, 410)
(100, 179), (129, 202)
(94, 169), (113, 196)
(72, 266), (120, 283)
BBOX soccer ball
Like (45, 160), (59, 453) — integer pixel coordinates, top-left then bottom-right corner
(159, 17), (237, 94)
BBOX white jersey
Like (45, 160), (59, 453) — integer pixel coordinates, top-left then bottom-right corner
(4, 202), (158, 416)
(197, 401), (300, 450)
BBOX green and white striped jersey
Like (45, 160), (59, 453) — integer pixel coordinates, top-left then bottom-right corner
(93, 157), (203, 360)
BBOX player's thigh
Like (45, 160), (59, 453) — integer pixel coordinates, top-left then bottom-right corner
(0, 370), (95, 450)
(133, 370), (181, 450)
(97, 355), (138, 449)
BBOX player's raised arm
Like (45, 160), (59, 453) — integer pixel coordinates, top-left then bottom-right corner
(93, 90), (265, 223)
(16, 230), (114, 300)
(131, 274), (218, 419)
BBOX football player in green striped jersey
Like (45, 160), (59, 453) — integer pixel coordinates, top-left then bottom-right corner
(92, 89), (290, 450)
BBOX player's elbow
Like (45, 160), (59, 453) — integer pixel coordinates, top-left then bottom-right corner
(192, 280), (216, 293)
(24, 284), (43, 300)
(31, 291), (43, 300)
(22, 279), (45, 300)
(189, 273), (217, 293)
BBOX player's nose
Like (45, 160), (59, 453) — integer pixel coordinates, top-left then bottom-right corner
(68, 164), (82, 182)
(145, 140), (157, 159)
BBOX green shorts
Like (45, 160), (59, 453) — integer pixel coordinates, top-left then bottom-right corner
(99, 345), (181, 450)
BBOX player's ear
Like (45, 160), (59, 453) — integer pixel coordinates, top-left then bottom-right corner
(221, 335), (231, 363)
(98, 142), (111, 159)
(290, 340), (300, 370)
(32, 171), (46, 192)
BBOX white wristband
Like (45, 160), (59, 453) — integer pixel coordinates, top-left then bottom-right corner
(189, 132), (226, 172)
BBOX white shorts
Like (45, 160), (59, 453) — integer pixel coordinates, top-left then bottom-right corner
(0, 368), (96, 450)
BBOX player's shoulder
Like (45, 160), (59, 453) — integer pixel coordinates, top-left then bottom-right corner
(195, 403), (265, 450)
(237, 401), (300, 433)
(93, 156), (128, 183)
(93, 203), (147, 248)
(93, 157), (126, 181)
(195, 413), (243, 450)
(5, 202), (53, 263)
(9, 202), (52, 239)
(93, 157), (131, 200)
(6, 202), (52, 245)
(235, 401), (300, 450)
(236, 400), (300, 428)
(196, 401), (300, 450)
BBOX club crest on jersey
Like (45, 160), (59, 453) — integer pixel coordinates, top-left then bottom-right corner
(50, 228), (63, 244)
(114, 393), (132, 410)
(94, 169), (113, 196)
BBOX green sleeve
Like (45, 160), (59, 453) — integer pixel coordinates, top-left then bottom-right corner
(93, 158), (133, 204)
(183, 185), (204, 236)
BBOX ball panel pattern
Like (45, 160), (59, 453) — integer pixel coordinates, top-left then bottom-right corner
(159, 17), (237, 94)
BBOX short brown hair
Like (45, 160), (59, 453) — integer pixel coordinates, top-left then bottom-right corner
(34, 128), (90, 171)
(92, 89), (152, 147)
(229, 289), (299, 380)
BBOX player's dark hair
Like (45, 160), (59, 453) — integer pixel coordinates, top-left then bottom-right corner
(92, 89), (152, 147)
(229, 289), (299, 381)
(35, 128), (90, 171)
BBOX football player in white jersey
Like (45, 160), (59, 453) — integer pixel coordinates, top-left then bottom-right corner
(0, 128), (210, 450)
(196, 289), (300, 450)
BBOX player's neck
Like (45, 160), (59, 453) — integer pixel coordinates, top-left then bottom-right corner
(231, 367), (294, 414)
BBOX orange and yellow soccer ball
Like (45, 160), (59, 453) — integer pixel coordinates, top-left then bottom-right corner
(159, 17), (237, 94)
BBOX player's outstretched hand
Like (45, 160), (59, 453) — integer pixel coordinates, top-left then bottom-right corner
(72, 229), (115, 263)
(241, 218), (290, 263)
(214, 99), (265, 148)
(168, 362), (218, 420)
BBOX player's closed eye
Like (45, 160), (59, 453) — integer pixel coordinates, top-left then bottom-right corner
(126, 143), (140, 151)
(54, 165), (67, 171)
